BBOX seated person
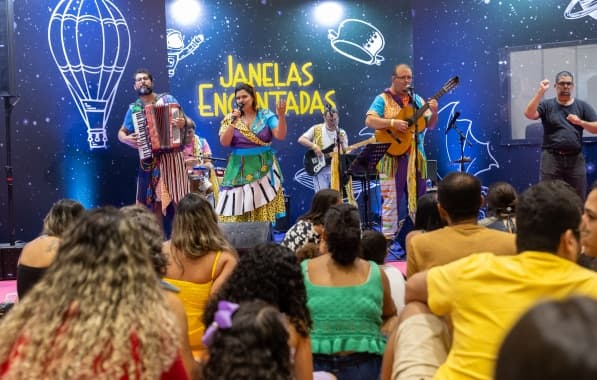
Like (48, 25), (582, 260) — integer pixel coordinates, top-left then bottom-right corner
(404, 192), (445, 249)
(204, 243), (314, 380)
(0, 207), (188, 379)
(303, 204), (396, 380)
(495, 296), (597, 380)
(579, 181), (597, 270)
(163, 193), (237, 360)
(17, 199), (84, 299)
(406, 171), (516, 278)
(383, 180), (597, 380)
(478, 181), (517, 233)
(202, 300), (292, 380)
(362, 229), (406, 315)
(281, 189), (341, 253)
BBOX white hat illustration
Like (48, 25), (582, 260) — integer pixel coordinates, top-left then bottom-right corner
(328, 19), (385, 66)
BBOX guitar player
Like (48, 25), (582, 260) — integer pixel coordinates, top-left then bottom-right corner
(365, 64), (438, 244)
(298, 104), (349, 192)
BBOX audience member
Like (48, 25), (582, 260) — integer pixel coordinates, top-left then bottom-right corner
(478, 181), (517, 233)
(579, 181), (597, 270)
(202, 300), (292, 380)
(0, 207), (187, 379)
(204, 242), (313, 380)
(16, 199), (84, 299)
(121, 205), (199, 379)
(495, 296), (597, 380)
(404, 192), (445, 250)
(362, 229), (406, 315)
(406, 171), (516, 277)
(163, 193), (237, 359)
(302, 204), (396, 380)
(282, 189), (341, 253)
(384, 180), (597, 380)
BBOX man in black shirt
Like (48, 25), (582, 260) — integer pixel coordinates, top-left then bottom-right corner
(525, 70), (597, 200)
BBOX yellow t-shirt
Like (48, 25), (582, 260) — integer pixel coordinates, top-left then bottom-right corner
(428, 251), (597, 380)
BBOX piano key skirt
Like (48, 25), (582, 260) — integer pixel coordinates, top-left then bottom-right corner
(216, 146), (286, 223)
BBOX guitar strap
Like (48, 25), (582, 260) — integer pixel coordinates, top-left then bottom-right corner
(313, 124), (324, 148)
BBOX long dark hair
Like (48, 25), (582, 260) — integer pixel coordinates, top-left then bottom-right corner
(298, 189), (341, 225)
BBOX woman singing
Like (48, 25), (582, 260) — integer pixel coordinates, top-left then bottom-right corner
(216, 82), (287, 223)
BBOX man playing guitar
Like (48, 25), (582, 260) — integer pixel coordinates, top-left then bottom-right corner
(365, 64), (439, 242)
(298, 104), (349, 192)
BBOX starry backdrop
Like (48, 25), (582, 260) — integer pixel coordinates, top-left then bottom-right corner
(1, 0), (597, 241)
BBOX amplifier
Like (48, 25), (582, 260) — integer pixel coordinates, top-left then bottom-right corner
(0, 243), (23, 280)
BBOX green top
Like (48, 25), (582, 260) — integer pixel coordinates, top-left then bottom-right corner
(301, 260), (387, 355)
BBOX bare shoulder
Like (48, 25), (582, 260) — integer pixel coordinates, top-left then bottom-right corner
(18, 236), (60, 267)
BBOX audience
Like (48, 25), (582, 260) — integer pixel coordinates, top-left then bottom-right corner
(361, 229), (405, 315)
(406, 171), (516, 278)
(302, 203), (396, 380)
(478, 181), (517, 233)
(384, 180), (597, 380)
(404, 192), (445, 248)
(202, 300), (292, 380)
(282, 189), (341, 253)
(579, 181), (597, 270)
(204, 242), (314, 380)
(495, 296), (597, 380)
(163, 193), (237, 359)
(121, 205), (199, 379)
(0, 207), (187, 379)
(16, 198), (84, 299)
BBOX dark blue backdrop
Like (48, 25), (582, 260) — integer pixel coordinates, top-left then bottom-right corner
(2, 0), (597, 241)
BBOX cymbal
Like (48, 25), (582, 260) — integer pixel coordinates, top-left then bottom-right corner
(452, 157), (471, 164)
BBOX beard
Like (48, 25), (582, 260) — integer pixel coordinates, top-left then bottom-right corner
(137, 85), (153, 96)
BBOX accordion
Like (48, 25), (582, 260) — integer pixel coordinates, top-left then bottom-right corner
(132, 103), (183, 160)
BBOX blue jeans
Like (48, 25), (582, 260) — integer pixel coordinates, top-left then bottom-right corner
(313, 352), (382, 380)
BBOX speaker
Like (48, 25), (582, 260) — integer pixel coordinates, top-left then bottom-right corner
(0, 0), (15, 96)
(0, 242), (23, 280)
(219, 222), (272, 254)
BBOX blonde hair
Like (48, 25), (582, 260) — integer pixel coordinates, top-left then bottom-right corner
(171, 193), (234, 260)
(0, 207), (180, 379)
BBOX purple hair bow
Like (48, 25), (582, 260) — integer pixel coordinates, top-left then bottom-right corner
(201, 300), (240, 346)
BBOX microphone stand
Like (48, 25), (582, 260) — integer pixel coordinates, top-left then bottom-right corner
(410, 86), (420, 202)
(447, 118), (472, 172)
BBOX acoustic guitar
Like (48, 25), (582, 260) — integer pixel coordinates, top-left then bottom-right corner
(375, 76), (460, 156)
(303, 136), (376, 176)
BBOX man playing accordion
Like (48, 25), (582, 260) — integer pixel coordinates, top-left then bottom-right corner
(118, 68), (190, 235)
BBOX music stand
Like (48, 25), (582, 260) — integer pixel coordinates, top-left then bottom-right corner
(348, 143), (390, 230)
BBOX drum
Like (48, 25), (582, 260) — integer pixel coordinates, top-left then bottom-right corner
(189, 165), (212, 194)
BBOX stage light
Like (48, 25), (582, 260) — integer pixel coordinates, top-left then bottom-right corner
(314, 1), (343, 26)
(170, 0), (202, 26)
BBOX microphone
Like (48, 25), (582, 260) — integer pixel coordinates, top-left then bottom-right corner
(406, 84), (414, 97)
(445, 111), (460, 135)
(231, 102), (244, 122)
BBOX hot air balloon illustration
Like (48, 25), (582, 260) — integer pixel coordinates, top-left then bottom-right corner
(48, 0), (131, 149)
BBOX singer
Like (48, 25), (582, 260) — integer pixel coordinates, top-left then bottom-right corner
(298, 104), (349, 192)
(365, 63), (438, 243)
(216, 82), (288, 223)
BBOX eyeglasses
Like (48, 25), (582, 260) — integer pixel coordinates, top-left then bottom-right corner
(393, 75), (413, 81)
(557, 81), (574, 87)
(135, 76), (150, 83)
